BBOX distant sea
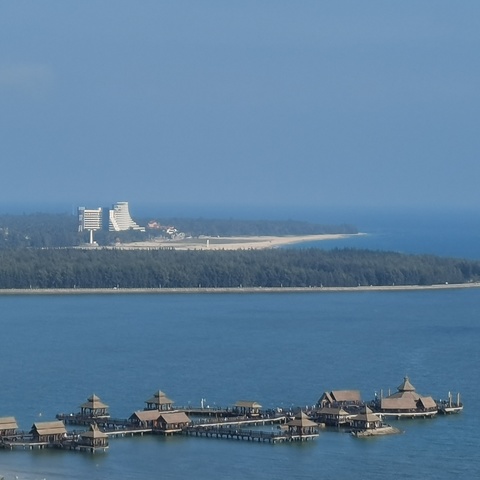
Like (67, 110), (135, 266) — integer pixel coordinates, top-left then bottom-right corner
(0, 206), (479, 479)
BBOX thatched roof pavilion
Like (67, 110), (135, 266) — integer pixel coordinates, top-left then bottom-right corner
(78, 423), (109, 451)
(145, 390), (174, 411)
(351, 406), (383, 430)
(80, 394), (109, 417)
(287, 411), (318, 436)
(317, 390), (362, 408)
(30, 420), (67, 442)
(0, 416), (18, 436)
(379, 376), (438, 417)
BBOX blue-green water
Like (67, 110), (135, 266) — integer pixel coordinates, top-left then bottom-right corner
(0, 290), (479, 479)
(1, 209), (480, 479)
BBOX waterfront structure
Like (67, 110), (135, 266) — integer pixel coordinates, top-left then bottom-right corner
(144, 390), (174, 411)
(30, 421), (67, 443)
(0, 416), (18, 437)
(314, 406), (350, 427)
(78, 423), (109, 452)
(108, 201), (145, 232)
(129, 410), (162, 429)
(317, 390), (362, 408)
(372, 376), (438, 418)
(233, 401), (262, 417)
(80, 394), (109, 418)
(350, 406), (383, 430)
(286, 411), (319, 438)
(156, 412), (191, 434)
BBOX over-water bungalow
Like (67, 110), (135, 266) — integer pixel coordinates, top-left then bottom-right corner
(78, 423), (109, 452)
(155, 411), (191, 435)
(286, 411), (319, 438)
(317, 390), (362, 409)
(144, 390), (174, 411)
(80, 394), (110, 418)
(314, 406), (350, 427)
(373, 377), (438, 418)
(350, 406), (383, 430)
(233, 401), (262, 417)
(0, 416), (18, 437)
(30, 420), (67, 444)
(129, 410), (161, 429)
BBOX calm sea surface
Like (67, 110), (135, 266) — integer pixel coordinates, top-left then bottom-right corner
(1, 209), (479, 479)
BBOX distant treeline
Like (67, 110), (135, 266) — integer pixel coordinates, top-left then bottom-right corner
(0, 248), (478, 289)
(0, 214), (358, 248)
(148, 218), (358, 237)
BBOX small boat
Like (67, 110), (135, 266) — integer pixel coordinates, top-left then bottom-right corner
(436, 392), (463, 414)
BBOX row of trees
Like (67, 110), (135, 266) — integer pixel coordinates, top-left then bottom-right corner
(0, 248), (478, 289)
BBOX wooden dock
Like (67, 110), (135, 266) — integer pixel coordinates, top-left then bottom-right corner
(184, 425), (318, 443)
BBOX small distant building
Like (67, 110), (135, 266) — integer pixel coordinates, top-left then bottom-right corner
(0, 416), (18, 437)
(286, 411), (319, 438)
(155, 412), (191, 434)
(129, 410), (162, 429)
(30, 420), (67, 443)
(109, 201), (145, 232)
(314, 406), (350, 427)
(144, 390), (174, 411)
(78, 423), (109, 452)
(234, 401), (262, 417)
(375, 377), (438, 418)
(78, 207), (103, 244)
(317, 390), (362, 408)
(350, 406), (383, 431)
(80, 394), (109, 418)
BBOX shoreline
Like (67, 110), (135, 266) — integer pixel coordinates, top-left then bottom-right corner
(1, 283), (479, 296)
(107, 233), (363, 250)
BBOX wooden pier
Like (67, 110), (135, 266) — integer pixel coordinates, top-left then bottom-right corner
(184, 425), (318, 443)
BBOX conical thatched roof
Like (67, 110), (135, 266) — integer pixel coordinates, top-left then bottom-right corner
(353, 406), (381, 423)
(287, 410), (317, 428)
(80, 393), (109, 410)
(81, 423), (108, 439)
(146, 390), (173, 405)
(397, 376), (416, 392)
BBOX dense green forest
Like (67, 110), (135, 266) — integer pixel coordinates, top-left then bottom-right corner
(0, 248), (478, 289)
(0, 214), (357, 248)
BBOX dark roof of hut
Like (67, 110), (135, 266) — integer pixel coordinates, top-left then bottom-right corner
(353, 406), (381, 423)
(146, 390), (173, 405)
(130, 410), (162, 422)
(30, 421), (66, 436)
(81, 423), (108, 439)
(158, 412), (191, 424)
(397, 376), (416, 392)
(331, 390), (362, 402)
(287, 411), (317, 428)
(0, 416), (18, 430)
(80, 393), (109, 410)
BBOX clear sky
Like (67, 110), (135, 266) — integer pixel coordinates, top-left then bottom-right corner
(1, 1), (479, 215)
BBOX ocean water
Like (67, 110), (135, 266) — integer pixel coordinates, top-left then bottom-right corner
(0, 208), (479, 479)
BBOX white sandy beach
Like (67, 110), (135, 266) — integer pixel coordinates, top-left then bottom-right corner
(113, 233), (360, 250)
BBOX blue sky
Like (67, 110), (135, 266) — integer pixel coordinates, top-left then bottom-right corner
(1, 1), (479, 215)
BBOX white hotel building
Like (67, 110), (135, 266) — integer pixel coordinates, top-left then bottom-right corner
(108, 201), (145, 232)
(78, 202), (145, 239)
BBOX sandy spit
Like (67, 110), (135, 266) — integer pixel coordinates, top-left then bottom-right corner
(106, 233), (363, 250)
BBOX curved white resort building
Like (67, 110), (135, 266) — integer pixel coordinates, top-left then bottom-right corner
(108, 202), (145, 232)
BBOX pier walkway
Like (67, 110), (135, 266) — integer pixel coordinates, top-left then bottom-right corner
(184, 425), (318, 443)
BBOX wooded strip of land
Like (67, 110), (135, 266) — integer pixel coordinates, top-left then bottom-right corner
(0, 248), (478, 289)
